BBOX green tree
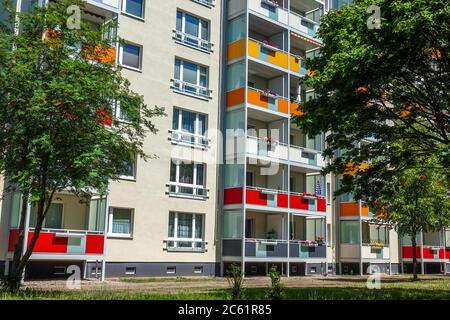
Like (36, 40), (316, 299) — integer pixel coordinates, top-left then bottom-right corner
(371, 159), (450, 280)
(293, 0), (450, 196)
(265, 265), (285, 300)
(0, 0), (164, 292)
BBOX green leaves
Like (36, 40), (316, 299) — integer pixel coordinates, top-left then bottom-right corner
(0, 0), (164, 199)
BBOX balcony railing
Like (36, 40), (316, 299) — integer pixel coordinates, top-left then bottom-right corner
(248, 38), (303, 74)
(164, 239), (208, 252)
(224, 186), (327, 213)
(289, 11), (320, 38)
(402, 245), (449, 260)
(245, 238), (288, 257)
(247, 87), (290, 114)
(8, 228), (105, 256)
(174, 30), (212, 52)
(361, 243), (390, 260)
(290, 240), (327, 258)
(172, 79), (211, 99)
(87, 0), (120, 12)
(169, 129), (209, 148)
(167, 182), (209, 200)
(249, 0), (289, 24)
(247, 135), (289, 160)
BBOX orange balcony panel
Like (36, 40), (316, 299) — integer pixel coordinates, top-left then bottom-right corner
(83, 44), (116, 64)
(290, 55), (300, 73)
(247, 89), (268, 109)
(278, 98), (288, 114)
(340, 202), (360, 217)
(227, 39), (246, 61)
(226, 88), (245, 108)
(361, 205), (369, 217)
(248, 39), (259, 58)
(267, 50), (288, 69)
(290, 102), (304, 116)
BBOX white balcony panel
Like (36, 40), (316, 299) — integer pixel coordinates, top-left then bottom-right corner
(361, 245), (390, 260)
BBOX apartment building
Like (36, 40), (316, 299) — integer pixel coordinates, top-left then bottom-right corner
(0, 0), (449, 279)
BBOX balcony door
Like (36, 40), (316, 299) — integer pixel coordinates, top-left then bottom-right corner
(30, 203), (63, 229)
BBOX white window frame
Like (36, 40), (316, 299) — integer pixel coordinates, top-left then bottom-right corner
(170, 108), (208, 147)
(119, 42), (142, 71)
(169, 161), (207, 199)
(167, 212), (205, 251)
(108, 207), (134, 238)
(119, 156), (136, 180)
(122, 0), (145, 19)
(175, 10), (212, 52)
(114, 101), (131, 123)
(191, 0), (214, 8)
(173, 59), (210, 98)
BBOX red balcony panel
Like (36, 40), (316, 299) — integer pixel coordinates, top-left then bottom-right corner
(246, 189), (267, 206)
(85, 234), (105, 254)
(31, 232), (68, 253)
(224, 187), (243, 205)
(439, 248), (446, 259)
(446, 249), (450, 259)
(8, 229), (20, 252)
(290, 194), (309, 210)
(317, 198), (326, 212)
(8, 230), (68, 253)
(402, 246), (422, 259)
(277, 193), (288, 208)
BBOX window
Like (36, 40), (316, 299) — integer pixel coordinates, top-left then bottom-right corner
(362, 222), (389, 245)
(246, 172), (254, 187)
(173, 59), (209, 98)
(245, 219), (254, 238)
(125, 267), (136, 275)
(169, 161), (207, 198)
(123, 0), (144, 18)
(120, 43), (142, 70)
(166, 266), (176, 274)
(340, 221), (360, 244)
(120, 157), (136, 179)
(108, 208), (133, 238)
(30, 203), (63, 229)
(306, 218), (325, 243)
(176, 11), (210, 51)
(194, 266), (203, 274)
(191, 0), (214, 7)
(446, 230), (450, 248)
(171, 108), (207, 146)
(167, 212), (205, 250)
(114, 101), (130, 122)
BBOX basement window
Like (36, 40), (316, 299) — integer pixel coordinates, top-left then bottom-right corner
(194, 266), (203, 274)
(167, 266), (176, 274)
(125, 267), (136, 275)
(53, 266), (66, 275)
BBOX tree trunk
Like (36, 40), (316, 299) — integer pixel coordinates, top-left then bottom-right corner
(411, 233), (419, 281)
(2, 192), (53, 293)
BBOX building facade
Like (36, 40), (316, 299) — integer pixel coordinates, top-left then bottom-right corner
(0, 0), (449, 279)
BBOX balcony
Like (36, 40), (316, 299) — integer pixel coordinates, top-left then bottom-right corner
(361, 244), (390, 260)
(290, 240), (326, 258)
(224, 186), (326, 214)
(249, 0), (289, 25)
(289, 11), (320, 39)
(6, 191), (106, 259)
(247, 135), (288, 161)
(8, 228), (105, 258)
(86, 0), (120, 14)
(401, 232), (450, 261)
(248, 38), (303, 74)
(245, 238), (288, 258)
(191, 0), (214, 7)
(172, 79), (211, 100)
(247, 87), (290, 114)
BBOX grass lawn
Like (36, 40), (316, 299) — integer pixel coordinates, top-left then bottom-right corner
(1, 276), (450, 300)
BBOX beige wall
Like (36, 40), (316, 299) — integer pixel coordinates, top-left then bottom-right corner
(105, 0), (221, 263)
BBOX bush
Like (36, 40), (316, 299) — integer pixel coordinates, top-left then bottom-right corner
(265, 265), (285, 300)
(226, 263), (245, 300)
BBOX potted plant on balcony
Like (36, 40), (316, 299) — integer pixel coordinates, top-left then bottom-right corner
(315, 236), (325, 246)
(262, 88), (278, 99)
(262, 0), (279, 8)
(267, 229), (277, 240)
